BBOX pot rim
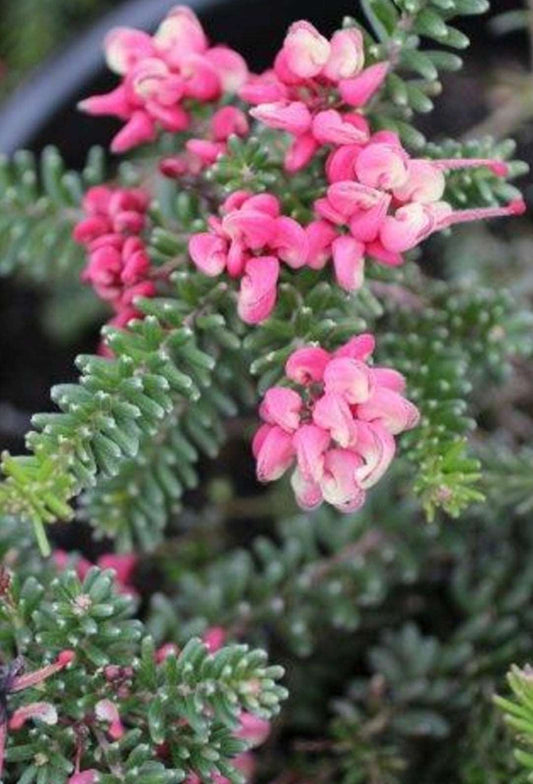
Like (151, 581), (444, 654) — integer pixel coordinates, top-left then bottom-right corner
(0, 0), (230, 155)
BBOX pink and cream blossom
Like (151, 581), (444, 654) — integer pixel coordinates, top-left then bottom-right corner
(0, 652), (75, 776)
(242, 20), (386, 171)
(311, 131), (524, 287)
(253, 335), (419, 512)
(80, 6), (248, 153)
(189, 192), (308, 323)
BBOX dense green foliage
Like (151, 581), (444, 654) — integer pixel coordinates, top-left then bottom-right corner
(0, 0), (533, 782)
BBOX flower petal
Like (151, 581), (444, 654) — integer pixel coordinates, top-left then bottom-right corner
(253, 424), (295, 481)
(285, 346), (331, 384)
(238, 256), (279, 324)
(260, 387), (302, 432)
(324, 356), (374, 404)
(293, 424), (330, 482)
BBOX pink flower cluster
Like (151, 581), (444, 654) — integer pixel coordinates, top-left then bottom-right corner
(310, 131), (526, 286)
(53, 550), (138, 597)
(188, 134), (523, 316)
(0, 652), (75, 778)
(241, 20), (388, 172)
(189, 191), (308, 323)
(253, 334), (420, 512)
(160, 105), (249, 177)
(73, 185), (155, 331)
(80, 6), (248, 153)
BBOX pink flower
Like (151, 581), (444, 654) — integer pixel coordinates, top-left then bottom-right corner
(291, 468), (323, 510)
(321, 449), (366, 512)
(326, 144), (363, 182)
(238, 256), (280, 324)
(8, 702), (58, 730)
(393, 159), (446, 204)
(190, 193), (308, 322)
(205, 46), (248, 92)
(69, 772), (98, 784)
(109, 111), (159, 154)
(105, 28), (156, 74)
(355, 141), (409, 191)
(379, 198), (525, 253)
(312, 134), (520, 279)
(312, 392), (358, 447)
(331, 235), (365, 291)
(324, 356), (374, 404)
(323, 28), (364, 81)
(281, 21), (331, 79)
(356, 386), (420, 434)
(80, 6), (248, 152)
(95, 699), (124, 740)
(153, 6), (208, 65)
(189, 233), (227, 275)
(212, 106), (249, 140)
(240, 71), (289, 103)
(253, 336), (419, 513)
(293, 424), (330, 482)
(286, 132), (320, 173)
(74, 184), (155, 342)
(354, 421), (396, 488)
(203, 626), (227, 652)
(334, 333), (375, 361)
(250, 101), (312, 135)
(259, 387), (302, 432)
(306, 220), (337, 269)
(338, 62), (389, 107)
(242, 19), (388, 171)
(253, 424), (295, 481)
(312, 110), (369, 145)
(237, 713), (271, 746)
(285, 346), (331, 384)
(272, 217), (310, 268)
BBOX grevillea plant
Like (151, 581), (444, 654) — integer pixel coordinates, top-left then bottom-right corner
(0, 1), (532, 782)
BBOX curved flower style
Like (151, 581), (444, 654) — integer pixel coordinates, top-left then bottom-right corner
(0, 652), (75, 776)
(253, 335), (420, 512)
(309, 131), (525, 289)
(79, 6), (248, 153)
(241, 19), (388, 171)
(189, 191), (309, 323)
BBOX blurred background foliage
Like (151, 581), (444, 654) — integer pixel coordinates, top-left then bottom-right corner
(0, 0), (115, 97)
